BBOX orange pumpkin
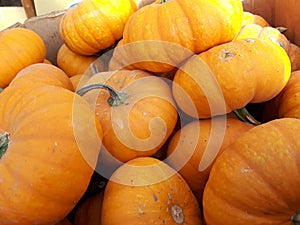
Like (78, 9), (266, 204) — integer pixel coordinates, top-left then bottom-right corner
(165, 116), (254, 202)
(119, 0), (243, 72)
(262, 70), (300, 122)
(74, 191), (104, 225)
(0, 27), (46, 88)
(76, 69), (178, 164)
(0, 82), (103, 223)
(242, 11), (270, 27)
(9, 63), (74, 91)
(172, 38), (291, 118)
(235, 23), (300, 71)
(59, 0), (146, 56)
(101, 157), (203, 224)
(203, 118), (300, 225)
(57, 44), (106, 77)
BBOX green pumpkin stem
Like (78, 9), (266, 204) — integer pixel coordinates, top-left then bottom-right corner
(292, 210), (300, 225)
(0, 132), (9, 159)
(0, 88), (3, 93)
(76, 83), (127, 107)
(233, 107), (261, 125)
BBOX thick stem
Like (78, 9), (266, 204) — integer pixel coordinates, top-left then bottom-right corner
(76, 83), (127, 107)
(0, 132), (9, 159)
(291, 210), (300, 225)
(233, 107), (261, 125)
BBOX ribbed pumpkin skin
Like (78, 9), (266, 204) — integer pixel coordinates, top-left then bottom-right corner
(241, 11), (270, 27)
(101, 157), (203, 225)
(119, 0), (243, 72)
(9, 63), (74, 91)
(166, 116), (254, 202)
(172, 38), (291, 118)
(203, 118), (300, 225)
(0, 85), (102, 224)
(0, 27), (46, 88)
(59, 0), (138, 56)
(80, 70), (178, 163)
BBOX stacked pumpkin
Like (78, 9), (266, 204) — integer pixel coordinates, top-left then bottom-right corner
(0, 0), (300, 224)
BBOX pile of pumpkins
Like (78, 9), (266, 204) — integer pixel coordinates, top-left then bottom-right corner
(0, 0), (300, 224)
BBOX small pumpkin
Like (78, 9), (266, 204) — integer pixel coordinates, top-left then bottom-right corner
(262, 70), (300, 122)
(172, 38), (291, 118)
(241, 11), (270, 27)
(57, 44), (106, 77)
(74, 191), (104, 225)
(0, 27), (46, 88)
(0, 80), (103, 223)
(9, 63), (74, 91)
(76, 69), (178, 164)
(101, 157), (203, 224)
(165, 116), (254, 202)
(119, 0), (244, 72)
(59, 0), (154, 56)
(203, 118), (300, 225)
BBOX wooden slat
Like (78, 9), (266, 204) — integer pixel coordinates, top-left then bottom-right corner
(21, 0), (36, 18)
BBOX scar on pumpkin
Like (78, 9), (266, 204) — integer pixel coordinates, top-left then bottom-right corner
(219, 49), (236, 62)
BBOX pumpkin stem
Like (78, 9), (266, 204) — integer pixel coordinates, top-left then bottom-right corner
(171, 204), (184, 224)
(76, 83), (127, 107)
(291, 210), (300, 225)
(160, 0), (169, 3)
(0, 88), (3, 93)
(0, 132), (9, 159)
(233, 107), (261, 125)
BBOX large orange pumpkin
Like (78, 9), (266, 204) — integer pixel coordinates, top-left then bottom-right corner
(117, 0), (243, 72)
(101, 157), (203, 224)
(9, 63), (74, 91)
(203, 118), (300, 225)
(165, 116), (254, 202)
(59, 0), (154, 56)
(0, 27), (46, 88)
(241, 11), (270, 27)
(0, 82), (102, 223)
(172, 38), (291, 118)
(76, 69), (178, 165)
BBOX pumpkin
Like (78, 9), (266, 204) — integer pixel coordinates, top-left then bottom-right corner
(59, 0), (155, 56)
(57, 44), (106, 77)
(172, 38), (291, 118)
(118, 0), (243, 72)
(76, 69), (178, 165)
(9, 63), (74, 91)
(0, 27), (46, 88)
(165, 116), (254, 202)
(262, 70), (300, 122)
(74, 191), (104, 225)
(70, 74), (92, 91)
(101, 157), (203, 225)
(203, 118), (300, 225)
(287, 43), (300, 72)
(235, 23), (300, 72)
(241, 11), (270, 27)
(0, 82), (103, 223)
(235, 24), (290, 49)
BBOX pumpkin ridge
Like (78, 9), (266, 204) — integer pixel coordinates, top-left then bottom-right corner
(73, 7), (101, 53)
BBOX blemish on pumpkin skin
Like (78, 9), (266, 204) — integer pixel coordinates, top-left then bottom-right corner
(219, 49), (236, 62)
